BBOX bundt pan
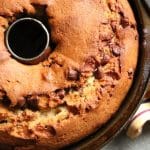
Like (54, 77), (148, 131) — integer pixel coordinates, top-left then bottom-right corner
(0, 0), (150, 149)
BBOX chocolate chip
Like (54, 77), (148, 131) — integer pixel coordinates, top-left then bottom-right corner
(135, 34), (138, 40)
(111, 21), (117, 32)
(128, 68), (133, 74)
(56, 89), (65, 99)
(1, 95), (11, 107)
(107, 71), (121, 80)
(101, 55), (110, 66)
(128, 68), (134, 79)
(67, 68), (79, 81)
(0, 90), (6, 99)
(95, 67), (104, 79)
(131, 24), (136, 29)
(121, 17), (130, 28)
(112, 45), (121, 56)
(27, 97), (38, 111)
(68, 106), (80, 115)
(45, 125), (56, 136)
(0, 120), (7, 124)
(82, 57), (97, 72)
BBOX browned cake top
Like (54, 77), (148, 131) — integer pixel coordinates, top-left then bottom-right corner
(0, 0), (138, 149)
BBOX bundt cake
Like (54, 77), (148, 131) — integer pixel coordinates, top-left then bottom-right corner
(0, 0), (138, 149)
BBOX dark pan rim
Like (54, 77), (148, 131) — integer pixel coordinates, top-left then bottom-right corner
(65, 0), (150, 149)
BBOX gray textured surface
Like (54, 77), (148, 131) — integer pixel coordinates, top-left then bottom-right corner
(102, 123), (150, 150)
(143, 0), (150, 10)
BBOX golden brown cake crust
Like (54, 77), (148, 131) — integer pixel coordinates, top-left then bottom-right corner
(0, 0), (138, 149)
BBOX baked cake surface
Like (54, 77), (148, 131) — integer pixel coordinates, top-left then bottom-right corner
(0, 0), (138, 149)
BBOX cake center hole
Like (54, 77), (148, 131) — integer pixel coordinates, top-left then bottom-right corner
(6, 18), (49, 59)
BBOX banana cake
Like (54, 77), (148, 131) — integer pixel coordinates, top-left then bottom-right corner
(0, 0), (138, 149)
